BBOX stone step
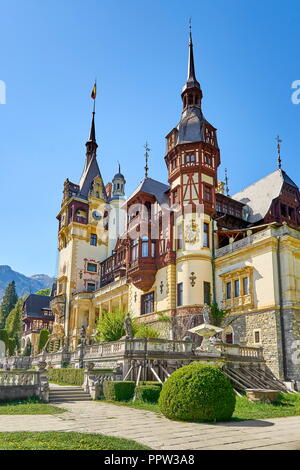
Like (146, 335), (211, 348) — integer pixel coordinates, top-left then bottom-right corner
(49, 386), (92, 402)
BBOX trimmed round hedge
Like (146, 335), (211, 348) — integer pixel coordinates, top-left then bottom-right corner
(158, 363), (236, 422)
(135, 385), (161, 403)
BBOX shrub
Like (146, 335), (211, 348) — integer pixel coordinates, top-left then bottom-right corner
(48, 368), (84, 386)
(134, 324), (160, 338)
(135, 385), (161, 403)
(158, 363), (236, 423)
(103, 381), (135, 401)
(140, 381), (163, 390)
(96, 309), (127, 342)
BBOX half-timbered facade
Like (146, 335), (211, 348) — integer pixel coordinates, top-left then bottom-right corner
(50, 31), (300, 385)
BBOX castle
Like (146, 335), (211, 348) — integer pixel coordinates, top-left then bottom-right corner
(50, 31), (300, 386)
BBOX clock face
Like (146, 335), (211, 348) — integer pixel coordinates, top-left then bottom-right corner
(92, 210), (102, 221)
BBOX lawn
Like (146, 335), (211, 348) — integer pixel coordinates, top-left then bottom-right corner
(0, 432), (151, 450)
(0, 397), (66, 415)
(99, 393), (300, 421)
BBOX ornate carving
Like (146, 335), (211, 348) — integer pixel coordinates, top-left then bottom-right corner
(184, 220), (199, 244)
(189, 272), (197, 287)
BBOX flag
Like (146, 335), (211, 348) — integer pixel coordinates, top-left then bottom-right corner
(91, 82), (97, 100)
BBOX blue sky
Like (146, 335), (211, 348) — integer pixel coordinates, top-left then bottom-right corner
(0, 0), (299, 276)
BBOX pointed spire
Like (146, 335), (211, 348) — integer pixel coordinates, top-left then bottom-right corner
(88, 111), (96, 143)
(225, 168), (229, 196)
(276, 135), (282, 170)
(144, 142), (150, 178)
(181, 22), (202, 110)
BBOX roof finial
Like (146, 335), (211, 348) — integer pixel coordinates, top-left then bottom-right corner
(225, 168), (229, 196)
(118, 161), (121, 174)
(89, 80), (97, 142)
(276, 135), (282, 170)
(144, 141), (150, 178)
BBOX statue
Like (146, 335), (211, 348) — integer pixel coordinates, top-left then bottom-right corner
(124, 313), (133, 339)
(203, 303), (210, 324)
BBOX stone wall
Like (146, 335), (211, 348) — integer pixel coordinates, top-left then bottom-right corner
(282, 307), (300, 382)
(0, 385), (38, 402)
(224, 309), (284, 379)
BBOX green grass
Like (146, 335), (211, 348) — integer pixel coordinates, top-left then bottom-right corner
(0, 397), (66, 415)
(0, 432), (151, 450)
(232, 393), (300, 420)
(97, 393), (300, 421)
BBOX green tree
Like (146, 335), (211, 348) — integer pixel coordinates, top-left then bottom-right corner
(0, 281), (18, 328)
(5, 297), (24, 351)
(7, 338), (16, 356)
(22, 340), (32, 357)
(35, 288), (51, 296)
(38, 329), (50, 353)
(0, 329), (9, 352)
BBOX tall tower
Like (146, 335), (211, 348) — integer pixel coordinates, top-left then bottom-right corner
(164, 30), (220, 335)
(165, 29), (220, 212)
(54, 110), (109, 345)
(108, 164), (127, 255)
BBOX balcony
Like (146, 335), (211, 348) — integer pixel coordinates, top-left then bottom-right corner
(127, 257), (157, 292)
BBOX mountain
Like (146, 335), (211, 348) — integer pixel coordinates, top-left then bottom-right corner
(0, 265), (56, 300)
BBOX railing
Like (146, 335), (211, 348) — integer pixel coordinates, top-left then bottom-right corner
(0, 370), (37, 386)
(216, 229), (272, 258)
(0, 367), (49, 402)
(219, 343), (263, 360)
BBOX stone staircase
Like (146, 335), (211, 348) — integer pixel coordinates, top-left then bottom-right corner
(223, 365), (289, 393)
(49, 386), (92, 403)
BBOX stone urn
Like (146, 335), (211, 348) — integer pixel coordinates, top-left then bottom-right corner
(188, 323), (224, 353)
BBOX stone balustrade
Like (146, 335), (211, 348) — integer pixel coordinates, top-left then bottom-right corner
(0, 364), (49, 402)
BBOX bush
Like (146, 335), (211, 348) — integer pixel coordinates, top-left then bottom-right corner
(135, 385), (161, 403)
(140, 381), (163, 390)
(134, 324), (161, 338)
(158, 363), (236, 423)
(96, 309), (127, 342)
(103, 381), (135, 401)
(48, 368), (84, 386)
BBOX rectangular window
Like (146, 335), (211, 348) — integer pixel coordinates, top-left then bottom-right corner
(177, 224), (183, 249)
(254, 330), (261, 344)
(177, 282), (183, 306)
(203, 281), (211, 305)
(90, 233), (97, 246)
(141, 238), (148, 257)
(243, 277), (249, 295)
(203, 222), (209, 247)
(234, 279), (240, 298)
(226, 282), (232, 300)
(204, 185), (212, 201)
(131, 239), (139, 262)
(225, 333), (233, 344)
(87, 282), (96, 292)
(141, 292), (154, 315)
(87, 262), (97, 273)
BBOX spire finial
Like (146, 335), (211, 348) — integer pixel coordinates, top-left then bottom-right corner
(88, 80), (97, 143)
(118, 161), (121, 174)
(144, 142), (150, 178)
(225, 168), (229, 196)
(276, 135), (282, 170)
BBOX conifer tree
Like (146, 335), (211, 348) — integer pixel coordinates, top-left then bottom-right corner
(5, 297), (24, 350)
(0, 281), (18, 328)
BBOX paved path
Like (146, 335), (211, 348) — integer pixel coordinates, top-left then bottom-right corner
(0, 399), (300, 450)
